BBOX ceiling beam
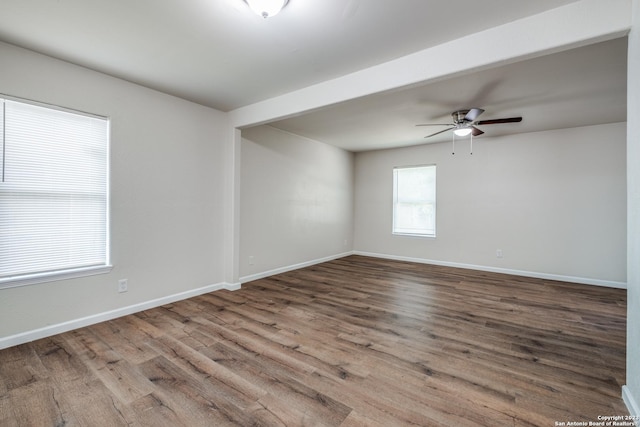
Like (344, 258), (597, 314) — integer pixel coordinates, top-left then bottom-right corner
(229, 0), (631, 129)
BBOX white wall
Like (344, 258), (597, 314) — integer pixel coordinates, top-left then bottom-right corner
(240, 126), (354, 280)
(354, 123), (627, 286)
(624, 0), (640, 416)
(0, 42), (227, 343)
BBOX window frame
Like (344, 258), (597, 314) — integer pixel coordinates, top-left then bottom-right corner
(0, 94), (112, 289)
(392, 164), (437, 238)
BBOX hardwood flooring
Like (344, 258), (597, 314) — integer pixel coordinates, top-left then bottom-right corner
(0, 255), (628, 426)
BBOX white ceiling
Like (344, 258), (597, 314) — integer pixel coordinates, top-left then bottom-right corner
(0, 0), (628, 152)
(270, 37), (628, 151)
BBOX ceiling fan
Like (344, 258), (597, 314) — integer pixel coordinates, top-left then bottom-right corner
(417, 108), (522, 139)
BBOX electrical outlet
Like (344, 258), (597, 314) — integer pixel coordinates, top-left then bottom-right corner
(248, 256), (255, 266)
(496, 249), (503, 258)
(118, 279), (128, 293)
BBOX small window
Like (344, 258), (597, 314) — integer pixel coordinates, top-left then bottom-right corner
(0, 96), (110, 288)
(393, 165), (436, 237)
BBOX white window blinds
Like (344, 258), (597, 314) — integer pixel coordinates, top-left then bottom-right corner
(0, 97), (109, 287)
(393, 165), (436, 237)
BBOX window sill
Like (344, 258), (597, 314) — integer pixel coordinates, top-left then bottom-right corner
(0, 265), (113, 290)
(392, 232), (436, 238)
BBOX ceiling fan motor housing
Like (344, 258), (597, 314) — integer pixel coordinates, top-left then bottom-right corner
(453, 110), (471, 128)
(452, 110), (470, 124)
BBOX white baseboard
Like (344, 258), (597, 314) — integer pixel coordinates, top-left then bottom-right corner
(353, 251), (627, 289)
(623, 385), (640, 417)
(225, 282), (242, 291)
(239, 251), (353, 284)
(0, 281), (240, 350)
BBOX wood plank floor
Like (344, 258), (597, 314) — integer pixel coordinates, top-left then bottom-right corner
(0, 255), (628, 426)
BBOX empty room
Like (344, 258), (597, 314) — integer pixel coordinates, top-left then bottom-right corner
(1, 0), (639, 426)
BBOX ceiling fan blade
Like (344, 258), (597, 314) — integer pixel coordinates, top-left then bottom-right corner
(416, 123), (453, 127)
(471, 126), (484, 136)
(424, 127), (455, 138)
(464, 108), (484, 122)
(476, 117), (522, 125)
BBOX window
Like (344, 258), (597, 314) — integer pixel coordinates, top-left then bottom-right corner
(393, 165), (436, 237)
(0, 96), (110, 288)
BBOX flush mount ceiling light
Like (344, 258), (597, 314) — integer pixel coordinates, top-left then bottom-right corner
(244, 0), (289, 18)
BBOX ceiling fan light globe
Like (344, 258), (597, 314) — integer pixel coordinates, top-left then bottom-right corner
(453, 128), (472, 137)
(245, 0), (288, 18)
